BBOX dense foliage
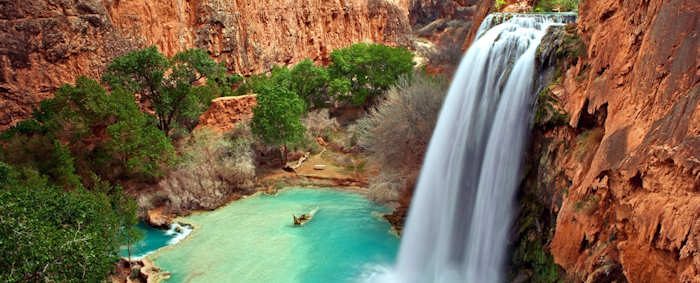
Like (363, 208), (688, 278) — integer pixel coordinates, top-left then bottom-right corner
(251, 83), (307, 164)
(290, 59), (331, 109)
(1, 76), (173, 181)
(235, 43), (414, 109)
(329, 43), (415, 106)
(0, 163), (139, 282)
(102, 47), (240, 134)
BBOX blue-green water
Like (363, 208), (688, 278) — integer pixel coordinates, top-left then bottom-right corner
(149, 188), (399, 283)
(119, 222), (192, 259)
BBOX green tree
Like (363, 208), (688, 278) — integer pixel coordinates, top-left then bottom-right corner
(0, 76), (173, 181)
(102, 47), (240, 134)
(251, 84), (306, 165)
(0, 133), (82, 189)
(100, 88), (174, 179)
(54, 77), (173, 179)
(290, 59), (331, 109)
(329, 43), (415, 106)
(92, 175), (143, 262)
(0, 163), (140, 282)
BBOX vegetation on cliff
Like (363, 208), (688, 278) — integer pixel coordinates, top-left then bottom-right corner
(102, 47), (241, 135)
(494, 0), (581, 12)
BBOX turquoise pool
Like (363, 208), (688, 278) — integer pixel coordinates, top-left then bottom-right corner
(148, 188), (399, 283)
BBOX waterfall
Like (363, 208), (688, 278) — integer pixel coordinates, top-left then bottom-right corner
(371, 13), (575, 283)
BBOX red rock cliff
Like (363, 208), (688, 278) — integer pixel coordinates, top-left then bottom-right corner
(0, 0), (413, 130)
(486, 0), (699, 281)
(549, 0), (699, 281)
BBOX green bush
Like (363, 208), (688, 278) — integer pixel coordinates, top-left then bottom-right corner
(494, 0), (506, 9)
(290, 59), (331, 109)
(533, 0), (580, 12)
(235, 60), (331, 110)
(0, 76), (174, 182)
(0, 163), (139, 282)
(534, 87), (569, 129)
(329, 43), (415, 106)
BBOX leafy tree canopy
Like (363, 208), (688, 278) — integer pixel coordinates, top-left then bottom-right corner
(0, 163), (140, 282)
(329, 43), (415, 106)
(102, 47), (241, 134)
(1, 76), (173, 182)
(290, 59), (331, 109)
(250, 83), (306, 163)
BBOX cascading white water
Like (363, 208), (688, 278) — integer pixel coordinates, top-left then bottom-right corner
(370, 13), (575, 283)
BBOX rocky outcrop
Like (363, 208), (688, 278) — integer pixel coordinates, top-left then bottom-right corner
(408, 0), (488, 74)
(0, 0), (414, 131)
(460, 0), (493, 50)
(110, 258), (170, 283)
(0, 0), (136, 130)
(507, 0), (700, 281)
(146, 207), (172, 229)
(196, 94), (257, 133)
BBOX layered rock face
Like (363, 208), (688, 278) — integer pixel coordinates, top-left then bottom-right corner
(196, 94), (256, 133)
(518, 0), (699, 281)
(0, 0), (414, 130)
(105, 0), (412, 73)
(0, 0), (137, 130)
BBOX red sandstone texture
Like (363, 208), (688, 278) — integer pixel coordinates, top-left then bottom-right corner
(105, 0), (413, 73)
(514, 0), (699, 281)
(0, 0), (137, 130)
(461, 0), (492, 50)
(0, 0), (414, 131)
(410, 0), (485, 75)
(196, 94), (257, 133)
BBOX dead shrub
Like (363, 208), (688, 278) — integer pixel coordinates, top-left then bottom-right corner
(157, 126), (255, 213)
(357, 72), (448, 200)
(302, 109), (340, 139)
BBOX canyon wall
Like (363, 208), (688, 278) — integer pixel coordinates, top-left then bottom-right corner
(0, 0), (137, 130)
(512, 0), (699, 281)
(0, 0), (414, 130)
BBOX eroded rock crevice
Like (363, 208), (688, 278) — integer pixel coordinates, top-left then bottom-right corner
(513, 0), (700, 281)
